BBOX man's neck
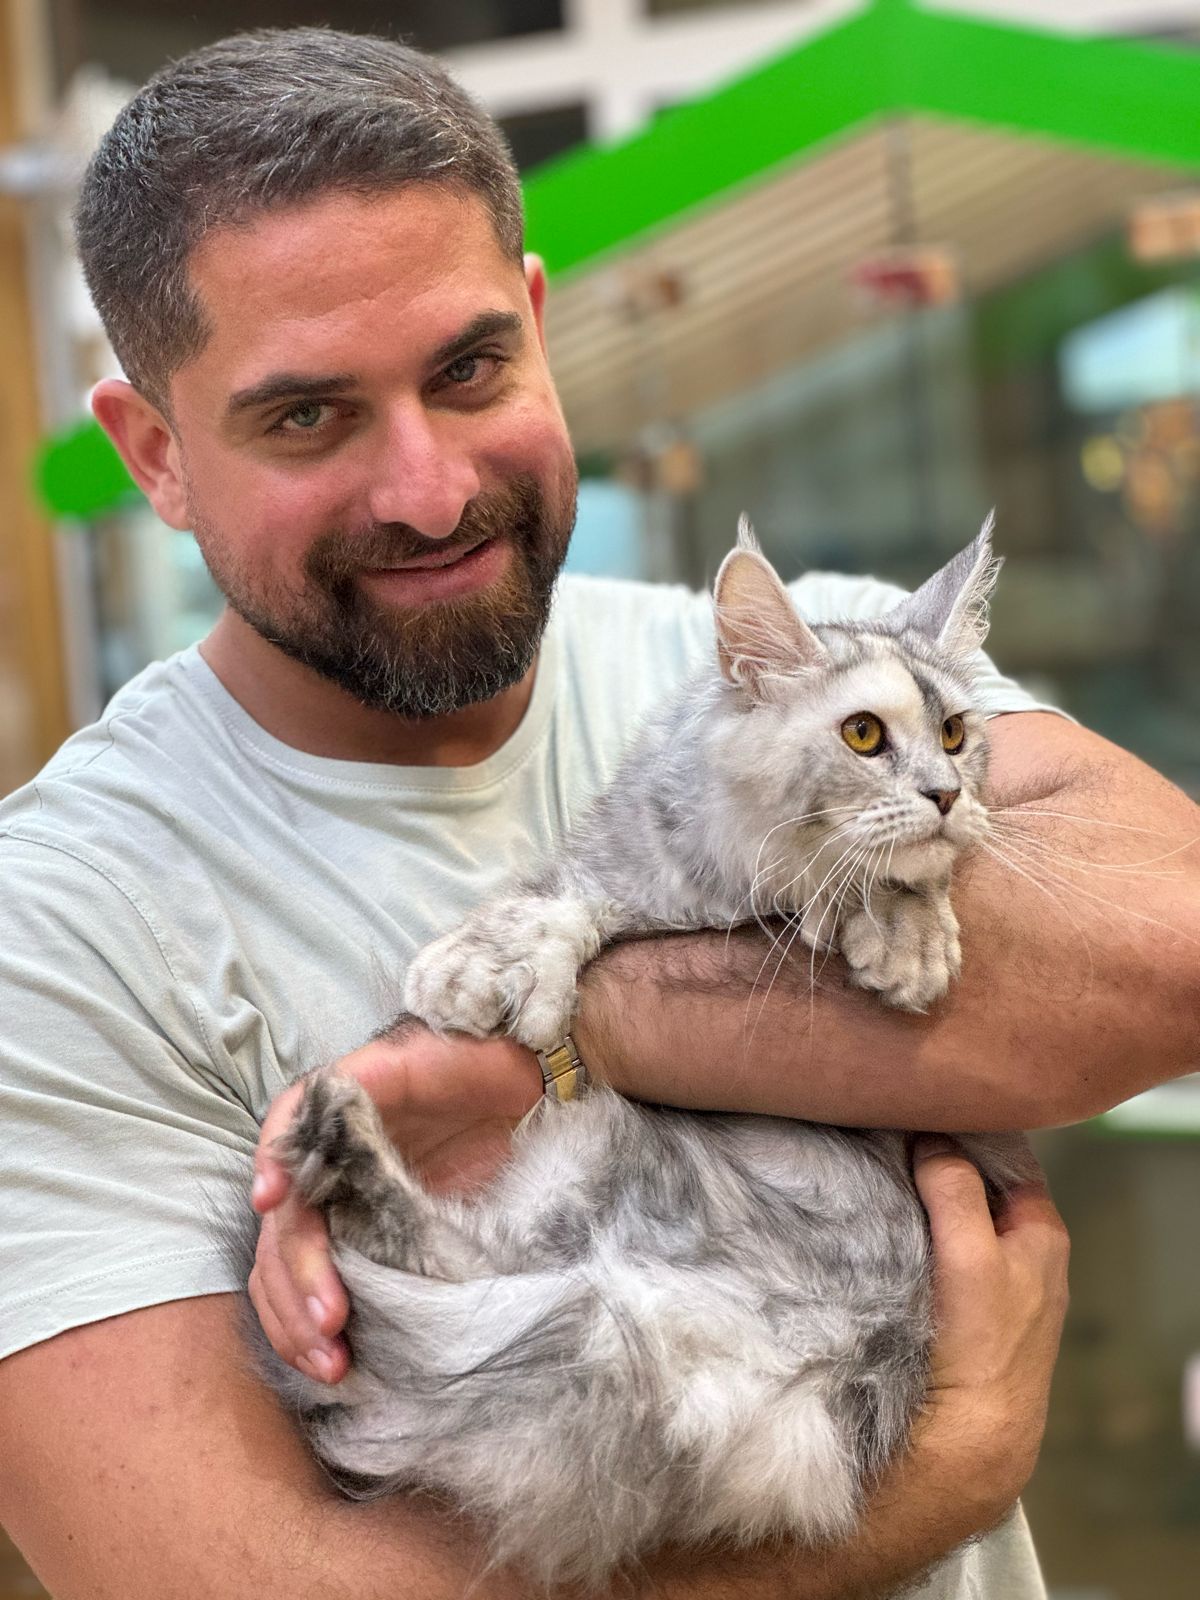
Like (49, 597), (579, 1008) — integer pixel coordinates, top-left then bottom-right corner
(198, 608), (537, 767)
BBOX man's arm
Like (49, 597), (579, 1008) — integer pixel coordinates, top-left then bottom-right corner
(577, 714), (1200, 1130)
(1, 1145), (1067, 1600)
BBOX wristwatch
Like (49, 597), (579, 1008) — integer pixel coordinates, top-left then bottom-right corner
(534, 1033), (589, 1102)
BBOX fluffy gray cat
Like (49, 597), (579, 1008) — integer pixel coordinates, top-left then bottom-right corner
(264, 515), (1030, 1590)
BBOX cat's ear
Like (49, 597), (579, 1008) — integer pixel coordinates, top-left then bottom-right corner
(887, 512), (1002, 658)
(714, 516), (827, 698)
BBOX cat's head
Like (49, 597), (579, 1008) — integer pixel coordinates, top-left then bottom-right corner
(708, 515), (1000, 891)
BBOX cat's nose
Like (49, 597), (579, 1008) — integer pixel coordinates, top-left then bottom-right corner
(922, 788), (960, 816)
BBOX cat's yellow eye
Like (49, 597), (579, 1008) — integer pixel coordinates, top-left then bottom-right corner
(941, 714), (966, 754)
(841, 713), (886, 756)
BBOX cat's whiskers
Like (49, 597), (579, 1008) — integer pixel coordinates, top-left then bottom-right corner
(988, 804), (1186, 839)
(726, 808), (861, 952)
(754, 805), (861, 852)
(804, 844), (874, 1039)
(858, 841), (888, 933)
(743, 830), (867, 1048)
(983, 826), (1200, 950)
(733, 854), (790, 954)
(763, 822), (860, 914)
(850, 800), (933, 852)
(977, 835), (1097, 987)
(733, 823), (860, 999)
(987, 815), (1195, 877)
(753, 810), (861, 904)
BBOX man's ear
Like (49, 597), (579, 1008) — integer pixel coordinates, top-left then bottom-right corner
(524, 254), (549, 354)
(91, 379), (190, 530)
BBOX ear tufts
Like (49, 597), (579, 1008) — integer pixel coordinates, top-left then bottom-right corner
(736, 513), (761, 555)
(714, 529), (827, 698)
(886, 511), (1003, 659)
(953, 510), (1003, 658)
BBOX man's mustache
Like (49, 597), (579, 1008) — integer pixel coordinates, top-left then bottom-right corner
(304, 483), (544, 583)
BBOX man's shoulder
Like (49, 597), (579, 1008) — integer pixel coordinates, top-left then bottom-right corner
(555, 571), (703, 628)
(0, 648), (232, 899)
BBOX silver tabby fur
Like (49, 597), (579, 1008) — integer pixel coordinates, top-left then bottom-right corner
(260, 515), (1032, 1590)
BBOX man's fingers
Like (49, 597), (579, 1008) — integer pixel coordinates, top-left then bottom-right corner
(252, 1196), (351, 1380)
(993, 1177), (1066, 1239)
(249, 1258), (350, 1385)
(994, 1181), (1071, 1303)
(912, 1138), (996, 1269)
(273, 1193), (350, 1331)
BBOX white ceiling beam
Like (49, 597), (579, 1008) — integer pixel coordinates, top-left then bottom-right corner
(922, 1), (1200, 34)
(445, 1), (861, 128)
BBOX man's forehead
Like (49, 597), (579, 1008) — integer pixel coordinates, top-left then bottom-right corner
(179, 186), (526, 399)
(191, 183), (505, 284)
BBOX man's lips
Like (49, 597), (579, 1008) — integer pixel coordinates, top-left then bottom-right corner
(365, 537), (487, 573)
(356, 536), (510, 603)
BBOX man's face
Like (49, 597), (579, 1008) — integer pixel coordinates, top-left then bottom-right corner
(167, 185), (578, 718)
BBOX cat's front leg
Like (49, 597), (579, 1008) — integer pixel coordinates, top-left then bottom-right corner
(838, 880), (962, 1012)
(404, 893), (624, 1051)
(276, 1070), (488, 1276)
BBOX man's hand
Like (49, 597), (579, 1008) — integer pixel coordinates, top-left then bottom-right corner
(908, 1138), (1069, 1517)
(249, 1025), (541, 1384)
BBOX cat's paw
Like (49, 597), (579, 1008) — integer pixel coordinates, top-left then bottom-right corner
(274, 1071), (387, 1208)
(404, 895), (608, 1052)
(839, 890), (961, 1012)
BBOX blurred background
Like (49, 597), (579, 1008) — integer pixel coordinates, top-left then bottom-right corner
(1, 1), (1198, 1595)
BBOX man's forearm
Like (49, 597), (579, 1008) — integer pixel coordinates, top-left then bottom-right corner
(577, 715), (1200, 1130)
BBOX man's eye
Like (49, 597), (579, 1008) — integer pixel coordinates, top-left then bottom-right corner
(441, 352), (504, 389)
(274, 401), (337, 434)
(445, 355), (482, 384)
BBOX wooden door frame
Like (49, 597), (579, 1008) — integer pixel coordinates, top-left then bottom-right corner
(0, 0), (69, 794)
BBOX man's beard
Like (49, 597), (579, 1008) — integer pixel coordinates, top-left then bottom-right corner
(190, 473), (577, 719)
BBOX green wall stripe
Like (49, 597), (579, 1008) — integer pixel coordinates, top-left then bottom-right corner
(523, 5), (884, 278)
(523, 2), (1200, 282)
(904, 6), (1200, 171)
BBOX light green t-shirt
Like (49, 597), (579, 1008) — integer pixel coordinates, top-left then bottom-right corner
(0, 571), (1054, 1596)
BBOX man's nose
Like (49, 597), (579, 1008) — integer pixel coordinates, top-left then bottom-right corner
(365, 409), (482, 538)
(922, 788), (961, 816)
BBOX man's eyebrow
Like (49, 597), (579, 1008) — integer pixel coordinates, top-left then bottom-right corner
(224, 312), (523, 419)
(226, 373), (357, 418)
(429, 310), (523, 368)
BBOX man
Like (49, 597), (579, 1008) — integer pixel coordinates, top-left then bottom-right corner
(0, 25), (1191, 1600)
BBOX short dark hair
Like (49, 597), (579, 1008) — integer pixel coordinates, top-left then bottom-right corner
(74, 27), (525, 412)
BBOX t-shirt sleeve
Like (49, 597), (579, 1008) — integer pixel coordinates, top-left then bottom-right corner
(0, 836), (259, 1360)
